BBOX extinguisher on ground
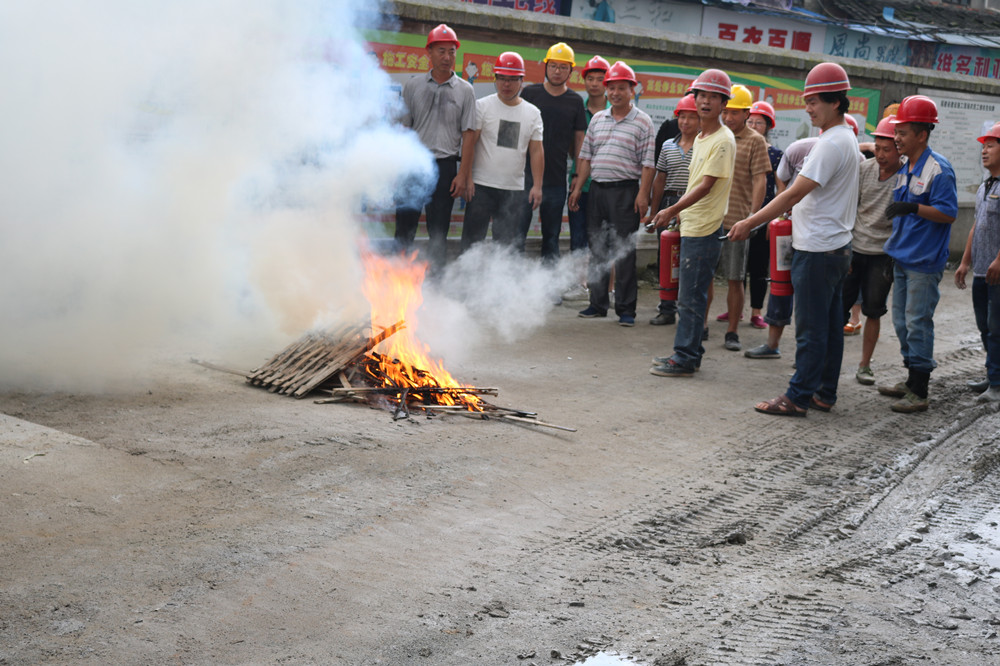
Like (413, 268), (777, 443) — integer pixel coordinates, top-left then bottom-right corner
(658, 224), (681, 301)
(768, 215), (793, 296)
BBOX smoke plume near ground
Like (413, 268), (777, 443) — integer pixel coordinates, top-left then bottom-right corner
(0, 1), (431, 390)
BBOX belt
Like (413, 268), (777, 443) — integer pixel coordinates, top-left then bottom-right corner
(663, 189), (684, 197)
(594, 179), (639, 188)
(435, 155), (460, 162)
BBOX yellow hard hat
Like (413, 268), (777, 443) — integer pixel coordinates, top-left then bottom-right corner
(544, 42), (576, 66)
(726, 84), (753, 110)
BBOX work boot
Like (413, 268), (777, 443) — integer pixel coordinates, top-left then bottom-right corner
(877, 381), (909, 398)
(967, 378), (990, 392)
(976, 386), (1000, 403)
(891, 391), (929, 413)
(649, 312), (676, 325)
(855, 366), (875, 385)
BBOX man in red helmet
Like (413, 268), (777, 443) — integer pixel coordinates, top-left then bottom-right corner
(728, 62), (859, 415)
(519, 43), (587, 263)
(460, 52), (544, 252)
(568, 61), (655, 327)
(876, 95), (958, 413)
(841, 116), (901, 387)
(396, 24), (477, 274)
(646, 68), (736, 375)
(956, 122), (1000, 403)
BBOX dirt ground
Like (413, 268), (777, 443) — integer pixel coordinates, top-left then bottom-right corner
(3, 272), (1000, 666)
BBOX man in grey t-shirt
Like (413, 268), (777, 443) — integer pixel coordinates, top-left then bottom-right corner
(396, 24), (476, 273)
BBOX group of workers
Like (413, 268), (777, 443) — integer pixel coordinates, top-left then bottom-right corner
(396, 23), (1000, 415)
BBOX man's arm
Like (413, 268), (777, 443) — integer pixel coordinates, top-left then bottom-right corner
(572, 130), (585, 162)
(648, 174), (720, 231)
(568, 159), (591, 211)
(528, 139), (544, 209)
(728, 174), (819, 240)
(463, 129), (482, 201)
(635, 166), (654, 216)
(647, 171), (667, 222)
(955, 224), (975, 289)
(750, 171), (767, 214)
(452, 129), (476, 198)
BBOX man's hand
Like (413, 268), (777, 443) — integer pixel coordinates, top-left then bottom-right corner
(989, 257), (1000, 285)
(646, 207), (674, 232)
(529, 185), (542, 210)
(886, 201), (918, 219)
(634, 192), (649, 217)
(727, 219), (754, 241)
(955, 262), (970, 289)
(449, 173), (467, 198)
(568, 188), (581, 212)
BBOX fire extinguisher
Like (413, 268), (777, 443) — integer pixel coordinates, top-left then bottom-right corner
(659, 224), (681, 301)
(768, 215), (793, 296)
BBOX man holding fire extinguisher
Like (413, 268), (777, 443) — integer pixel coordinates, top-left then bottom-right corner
(727, 62), (859, 416)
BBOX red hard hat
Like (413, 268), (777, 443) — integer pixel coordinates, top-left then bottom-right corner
(978, 121), (1000, 144)
(425, 24), (460, 49)
(892, 95), (939, 124)
(844, 114), (859, 136)
(803, 62), (851, 96)
(603, 61), (637, 86)
(873, 115), (896, 139)
(494, 51), (525, 77)
(748, 100), (775, 128)
(582, 55), (611, 77)
(690, 69), (732, 98)
(674, 94), (698, 117)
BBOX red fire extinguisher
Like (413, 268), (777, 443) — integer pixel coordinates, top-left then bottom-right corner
(768, 215), (793, 296)
(659, 225), (681, 301)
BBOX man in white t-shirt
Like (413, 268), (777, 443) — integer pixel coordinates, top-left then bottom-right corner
(728, 62), (859, 416)
(460, 51), (544, 252)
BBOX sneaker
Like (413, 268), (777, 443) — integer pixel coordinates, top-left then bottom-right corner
(856, 366), (875, 385)
(724, 332), (741, 351)
(891, 391), (928, 413)
(877, 381), (909, 398)
(578, 306), (607, 318)
(650, 355), (700, 371)
(702, 327), (709, 341)
(562, 285), (589, 301)
(745, 343), (780, 359)
(649, 312), (676, 325)
(750, 315), (767, 329)
(976, 386), (1000, 403)
(619, 315), (635, 327)
(650, 359), (695, 377)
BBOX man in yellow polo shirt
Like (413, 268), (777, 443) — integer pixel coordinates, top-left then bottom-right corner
(647, 69), (736, 377)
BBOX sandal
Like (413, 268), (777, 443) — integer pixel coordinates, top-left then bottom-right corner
(754, 394), (807, 417)
(843, 322), (862, 335)
(810, 396), (833, 412)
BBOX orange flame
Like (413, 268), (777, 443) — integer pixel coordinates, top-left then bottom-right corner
(360, 251), (481, 410)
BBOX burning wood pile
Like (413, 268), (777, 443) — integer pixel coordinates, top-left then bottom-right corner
(243, 252), (573, 432)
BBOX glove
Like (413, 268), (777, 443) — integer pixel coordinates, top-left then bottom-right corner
(885, 201), (918, 219)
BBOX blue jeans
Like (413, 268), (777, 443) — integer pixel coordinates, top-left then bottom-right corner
(567, 190), (589, 252)
(670, 229), (723, 369)
(891, 265), (943, 374)
(786, 244), (851, 408)
(520, 178), (567, 262)
(972, 277), (1000, 386)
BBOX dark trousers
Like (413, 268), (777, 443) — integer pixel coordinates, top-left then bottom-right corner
(586, 180), (640, 317)
(519, 174), (566, 261)
(394, 158), (458, 271)
(747, 225), (769, 310)
(567, 190), (589, 252)
(461, 184), (526, 252)
(972, 277), (1000, 386)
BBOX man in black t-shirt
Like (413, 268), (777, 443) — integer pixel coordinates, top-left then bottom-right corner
(519, 42), (587, 262)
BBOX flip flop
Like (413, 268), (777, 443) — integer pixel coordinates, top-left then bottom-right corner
(810, 396), (833, 412)
(754, 394), (807, 417)
(843, 322), (862, 335)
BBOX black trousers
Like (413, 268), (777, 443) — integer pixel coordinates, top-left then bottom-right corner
(586, 180), (640, 317)
(395, 157), (459, 271)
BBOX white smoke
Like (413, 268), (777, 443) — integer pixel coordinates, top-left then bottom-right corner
(0, 1), (432, 390)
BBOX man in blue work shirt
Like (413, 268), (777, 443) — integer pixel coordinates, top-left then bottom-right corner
(877, 95), (958, 413)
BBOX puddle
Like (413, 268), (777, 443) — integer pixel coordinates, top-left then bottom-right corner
(574, 652), (644, 666)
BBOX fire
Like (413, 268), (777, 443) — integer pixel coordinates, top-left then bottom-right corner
(360, 251), (482, 410)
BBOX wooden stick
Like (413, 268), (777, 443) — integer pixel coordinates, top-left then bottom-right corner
(190, 358), (249, 376)
(325, 386), (499, 396)
(498, 414), (577, 432)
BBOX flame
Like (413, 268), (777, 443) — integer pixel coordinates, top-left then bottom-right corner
(360, 251), (482, 410)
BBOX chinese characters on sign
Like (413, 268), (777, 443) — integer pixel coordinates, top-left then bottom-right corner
(462, 0), (559, 14)
(702, 7), (824, 55)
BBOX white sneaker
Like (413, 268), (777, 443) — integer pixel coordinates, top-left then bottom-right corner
(562, 285), (589, 301)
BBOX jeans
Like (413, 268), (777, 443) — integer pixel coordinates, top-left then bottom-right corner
(567, 190), (589, 252)
(891, 265), (943, 374)
(586, 181), (640, 317)
(973, 277), (1000, 386)
(395, 158), (458, 271)
(670, 229), (723, 369)
(520, 176), (567, 261)
(764, 293), (793, 327)
(461, 184), (526, 252)
(786, 244), (851, 408)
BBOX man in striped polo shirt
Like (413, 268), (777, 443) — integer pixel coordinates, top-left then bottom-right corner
(568, 61), (655, 327)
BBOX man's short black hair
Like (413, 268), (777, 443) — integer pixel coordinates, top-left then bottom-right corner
(817, 91), (850, 115)
(911, 122), (935, 138)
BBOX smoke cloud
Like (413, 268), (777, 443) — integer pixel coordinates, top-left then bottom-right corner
(0, 1), (431, 390)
